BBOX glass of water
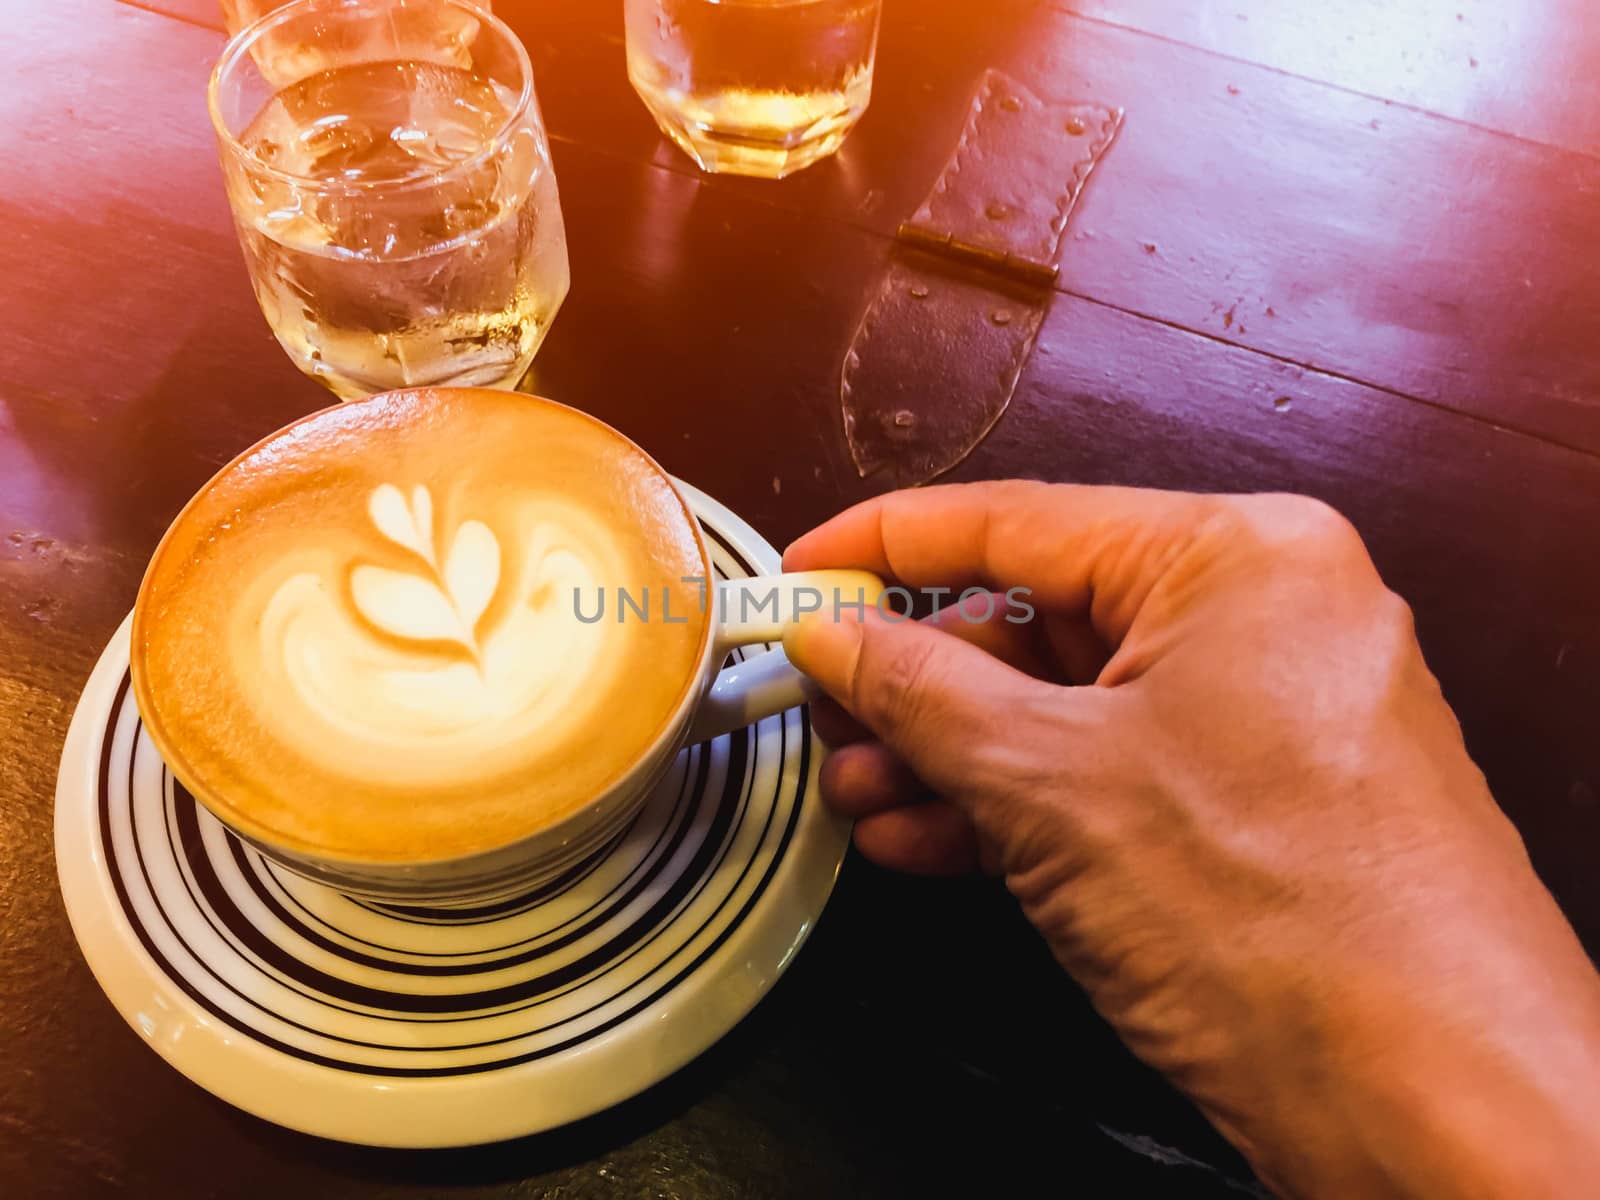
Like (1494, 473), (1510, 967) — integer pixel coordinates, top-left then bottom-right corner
(219, 0), (489, 38)
(218, 0), (493, 86)
(624, 0), (884, 179)
(208, 0), (568, 400)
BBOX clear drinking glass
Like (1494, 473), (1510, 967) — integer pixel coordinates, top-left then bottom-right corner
(220, 0), (488, 38)
(209, 0), (568, 400)
(218, 0), (491, 90)
(624, 0), (884, 179)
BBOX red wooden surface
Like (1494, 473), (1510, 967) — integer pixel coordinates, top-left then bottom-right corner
(1066, 0), (1600, 154)
(494, 1), (1600, 453)
(3, 0), (1599, 1195)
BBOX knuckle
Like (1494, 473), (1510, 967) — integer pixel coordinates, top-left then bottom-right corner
(1290, 494), (1362, 549)
(1375, 586), (1418, 638)
(1367, 588), (1428, 684)
(1279, 494), (1360, 550)
(858, 629), (941, 731)
(1220, 493), (1366, 562)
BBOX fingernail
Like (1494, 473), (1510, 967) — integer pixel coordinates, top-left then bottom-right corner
(783, 608), (863, 695)
(779, 531), (813, 568)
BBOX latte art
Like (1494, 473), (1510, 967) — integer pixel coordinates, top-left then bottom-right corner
(258, 484), (624, 785)
(354, 482), (502, 654)
(133, 390), (709, 862)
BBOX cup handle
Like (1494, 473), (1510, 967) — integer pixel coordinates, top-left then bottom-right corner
(686, 569), (885, 744)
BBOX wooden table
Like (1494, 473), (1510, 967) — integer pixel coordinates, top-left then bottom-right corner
(3, 1), (1597, 1194)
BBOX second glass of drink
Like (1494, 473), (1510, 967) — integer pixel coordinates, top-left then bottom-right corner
(209, 0), (568, 399)
(624, 0), (884, 179)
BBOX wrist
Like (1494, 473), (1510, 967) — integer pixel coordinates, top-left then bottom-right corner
(1240, 942), (1600, 1198)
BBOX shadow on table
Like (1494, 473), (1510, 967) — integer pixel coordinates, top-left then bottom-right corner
(216, 852), (1266, 1197)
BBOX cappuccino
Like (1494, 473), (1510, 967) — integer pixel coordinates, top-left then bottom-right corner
(132, 389), (709, 863)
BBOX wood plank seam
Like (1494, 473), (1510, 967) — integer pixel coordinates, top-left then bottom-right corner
(1042, 287), (1600, 462)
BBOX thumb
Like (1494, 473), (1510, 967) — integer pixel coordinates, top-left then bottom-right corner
(783, 605), (1069, 802)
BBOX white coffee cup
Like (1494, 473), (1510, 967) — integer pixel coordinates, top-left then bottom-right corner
(131, 389), (882, 906)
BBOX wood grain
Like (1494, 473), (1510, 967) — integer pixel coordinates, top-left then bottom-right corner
(116, 0), (224, 30)
(106, 2), (1600, 450)
(1064, 0), (1600, 154)
(495, 0), (1600, 454)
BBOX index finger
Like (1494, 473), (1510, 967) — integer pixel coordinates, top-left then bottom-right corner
(782, 480), (1213, 641)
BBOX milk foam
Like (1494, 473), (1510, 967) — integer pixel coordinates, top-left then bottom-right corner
(132, 389), (711, 862)
(250, 484), (625, 789)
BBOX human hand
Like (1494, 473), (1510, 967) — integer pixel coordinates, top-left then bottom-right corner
(782, 481), (1600, 1199)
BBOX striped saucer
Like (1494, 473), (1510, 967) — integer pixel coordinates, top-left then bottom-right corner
(54, 481), (847, 1148)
